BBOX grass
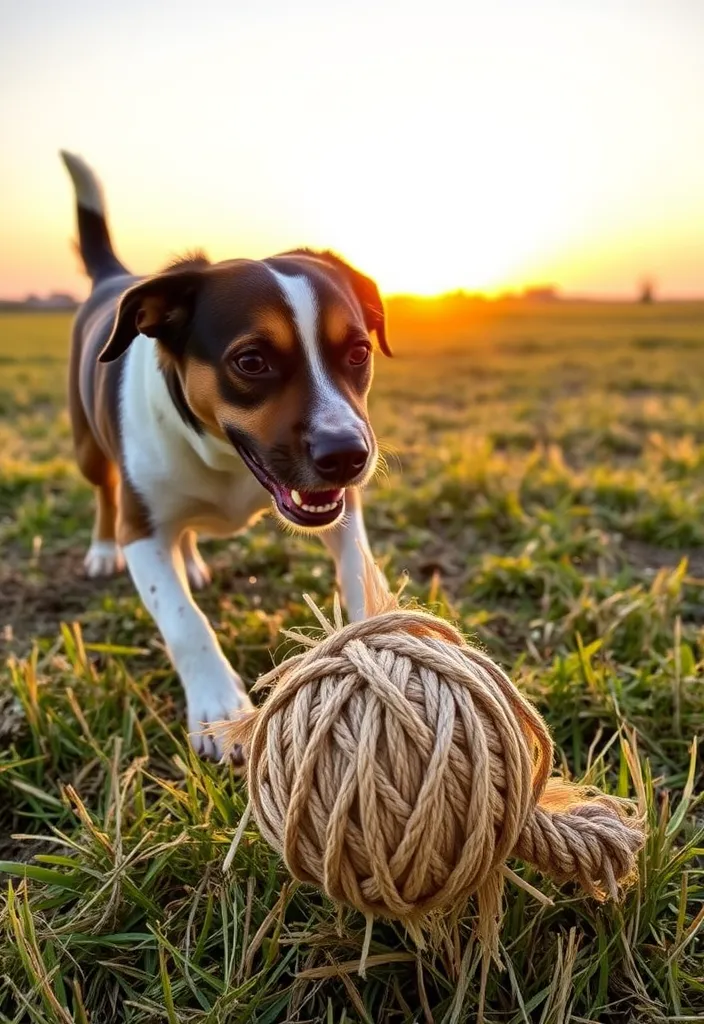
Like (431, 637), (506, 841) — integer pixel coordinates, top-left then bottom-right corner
(1, 299), (703, 1023)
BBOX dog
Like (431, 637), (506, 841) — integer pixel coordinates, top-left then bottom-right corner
(61, 152), (390, 761)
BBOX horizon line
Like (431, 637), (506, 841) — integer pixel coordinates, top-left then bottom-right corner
(3, 286), (704, 306)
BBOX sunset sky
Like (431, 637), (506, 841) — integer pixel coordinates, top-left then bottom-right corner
(1, 0), (703, 300)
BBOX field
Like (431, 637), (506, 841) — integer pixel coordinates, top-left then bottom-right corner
(0, 301), (702, 1023)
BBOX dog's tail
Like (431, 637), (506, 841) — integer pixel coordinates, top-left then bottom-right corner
(60, 151), (128, 284)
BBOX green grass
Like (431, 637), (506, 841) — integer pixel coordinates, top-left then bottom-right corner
(1, 301), (703, 1023)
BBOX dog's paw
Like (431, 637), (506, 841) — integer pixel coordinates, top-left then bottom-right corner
(184, 552), (212, 591)
(84, 541), (125, 578)
(187, 671), (252, 767)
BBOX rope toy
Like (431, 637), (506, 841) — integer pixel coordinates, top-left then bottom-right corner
(218, 568), (645, 957)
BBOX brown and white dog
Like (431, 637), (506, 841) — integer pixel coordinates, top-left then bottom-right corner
(61, 152), (390, 760)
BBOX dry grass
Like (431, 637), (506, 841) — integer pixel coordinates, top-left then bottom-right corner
(1, 300), (702, 1022)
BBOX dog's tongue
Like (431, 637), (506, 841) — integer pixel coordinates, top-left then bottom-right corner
(298, 488), (343, 504)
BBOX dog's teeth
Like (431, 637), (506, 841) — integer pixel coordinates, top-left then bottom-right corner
(296, 498), (341, 515)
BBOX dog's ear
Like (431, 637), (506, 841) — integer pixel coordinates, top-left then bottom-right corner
(99, 260), (208, 363)
(346, 263), (391, 358)
(301, 250), (391, 357)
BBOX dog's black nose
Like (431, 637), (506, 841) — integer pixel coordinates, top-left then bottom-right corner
(309, 433), (369, 483)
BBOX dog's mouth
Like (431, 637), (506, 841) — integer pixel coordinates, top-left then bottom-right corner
(236, 445), (345, 528)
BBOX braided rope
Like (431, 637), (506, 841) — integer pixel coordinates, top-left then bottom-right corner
(221, 595), (644, 953)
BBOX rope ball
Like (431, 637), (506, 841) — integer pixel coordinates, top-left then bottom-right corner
(219, 577), (645, 955)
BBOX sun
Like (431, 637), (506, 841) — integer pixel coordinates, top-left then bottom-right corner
(306, 161), (572, 298)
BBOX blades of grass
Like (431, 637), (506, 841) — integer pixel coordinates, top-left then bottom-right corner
(68, 933), (155, 947)
(617, 740), (630, 798)
(112, 875), (163, 918)
(221, 887), (230, 985)
(192, 891), (215, 966)
(71, 979), (90, 1024)
(82, 642), (150, 656)
(3, 970), (54, 1024)
(41, 942), (68, 1011)
(255, 992), (295, 1024)
(666, 737), (699, 838)
(297, 952), (416, 979)
(157, 945), (179, 1024)
(203, 774), (235, 823)
(140, 771), (193, 810)
(183, 866), (211, 993)
(6, 884), (41, 1008)
(0, 755), (45, 775)
(508, 984), (555, 1024)
(5, 317), (704, 1023)
(237, 876), (255, 984)
(59, 623), (77, 667)
(243, 882), (293, 980)
(33, 855), (82, 869)
(0, 863), (81, 891)
(6, 882), (74, 1024)
(440, 936), (479, 1024)
(64, 688), (101, 755)
(228, 878), (240, 986)
(667, 902), (704, 965)
(339, 974), (373, 1024)
(223, 802), (253, 873)
(672, 615), (682, 737)
(10, 779), (64, 809)
(62, 785), (113, 855)
(665, 866), (688, 1014)
(149, 924), (223, 998)
(593, 920), (610, 1014)
(11, 827), (92, 857)
(500, 946), (530, 1024)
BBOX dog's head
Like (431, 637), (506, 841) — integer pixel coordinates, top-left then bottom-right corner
(100, 249), (391, 529)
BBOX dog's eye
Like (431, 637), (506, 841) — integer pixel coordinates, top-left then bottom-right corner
(234, 351), (269, 376)
(348, 343), (371, 366)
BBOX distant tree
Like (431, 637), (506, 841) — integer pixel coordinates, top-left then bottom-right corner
(523, 285), (559, 303)
(639, 278), (655, 304)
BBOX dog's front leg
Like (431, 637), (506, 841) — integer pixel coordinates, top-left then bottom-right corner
(321, 488), (385, 621)
(122, 533), (252, 760)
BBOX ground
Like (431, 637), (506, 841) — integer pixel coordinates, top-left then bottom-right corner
(0, 302), (702, 1023)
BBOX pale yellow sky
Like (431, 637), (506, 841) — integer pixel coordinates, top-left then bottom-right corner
(1, 0), (703, 299)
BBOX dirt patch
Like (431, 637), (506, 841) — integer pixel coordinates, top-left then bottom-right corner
(0, 547), (134, 651)
(0, 543), (283, 655)
(622, 539), (704, 578)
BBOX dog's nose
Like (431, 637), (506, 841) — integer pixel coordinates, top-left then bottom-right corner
(309, 433), (369, 483)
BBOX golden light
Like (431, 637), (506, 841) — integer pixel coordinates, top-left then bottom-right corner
(1, 4), (703, 299)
